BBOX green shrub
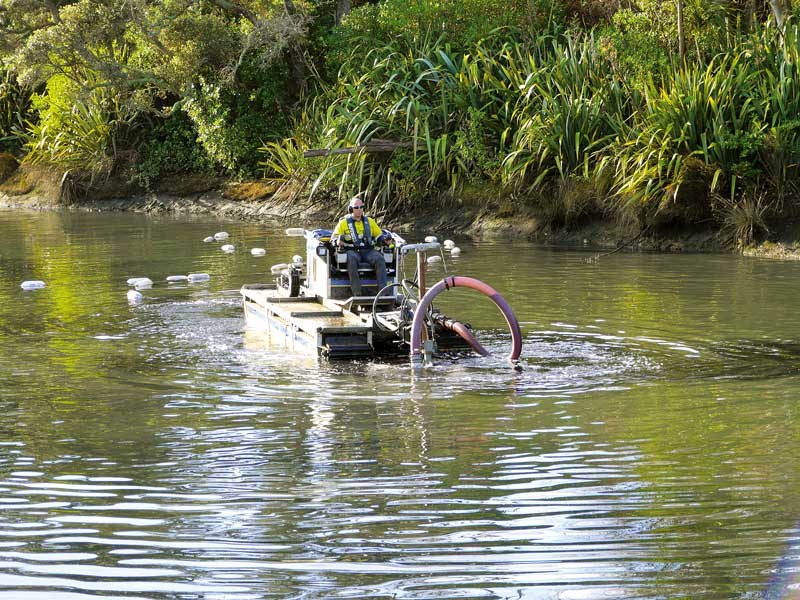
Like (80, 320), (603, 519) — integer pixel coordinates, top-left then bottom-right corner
(0, 71), (32, 153)
(183, 58), (291, 178)
(133, 111), (216, 190)
(323, 0), (565, 77)
(23, 71), (134, 178)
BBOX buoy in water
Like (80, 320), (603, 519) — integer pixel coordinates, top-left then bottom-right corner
(443, 239), (455, 249)
(450, 247), (461, 256)
(127, 289), (143, 304)
(214, 231), (229, 241)
(221, 244), (235, 253)
(424, 235), (438, 243)
(187, 272), (210, 283)
(251, 247), (266, 256)
(20, 280), (46, 291)
(166, 275), (188, 282)
(285, 228), (305, 236)
(203, 236), (214, 243)
(133, 277), (153, 289)
(427, 255), (442, 264)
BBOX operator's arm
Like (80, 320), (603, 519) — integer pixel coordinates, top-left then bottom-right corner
(331, 220), (347, 247)
(368, 218), (393, 245)
(368, 218), (383, 239)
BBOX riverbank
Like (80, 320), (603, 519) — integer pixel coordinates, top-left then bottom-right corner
(2, 168), (800, 259)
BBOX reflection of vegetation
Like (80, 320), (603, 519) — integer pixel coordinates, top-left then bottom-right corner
(590, 380), (800, 594)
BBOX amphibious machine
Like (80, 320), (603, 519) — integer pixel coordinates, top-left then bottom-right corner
(241, 228), (523, 366)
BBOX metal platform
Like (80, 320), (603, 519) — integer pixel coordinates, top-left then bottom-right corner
(241, 285), (374, 358)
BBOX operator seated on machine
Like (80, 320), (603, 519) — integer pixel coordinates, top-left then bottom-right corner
(331, 196), (393, 297)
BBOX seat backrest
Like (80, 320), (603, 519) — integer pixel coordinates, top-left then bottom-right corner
(335, 252), (375, 272)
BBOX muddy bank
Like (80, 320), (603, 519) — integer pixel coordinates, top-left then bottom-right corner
(1, 173), (798, 259)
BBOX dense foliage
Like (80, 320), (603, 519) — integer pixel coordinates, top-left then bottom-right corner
(0, 0), (798, 244)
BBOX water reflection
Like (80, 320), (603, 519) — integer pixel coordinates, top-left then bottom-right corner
(0, 210), (799, 598)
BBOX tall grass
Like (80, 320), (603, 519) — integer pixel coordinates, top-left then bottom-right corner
(262, 22), (800, 241)
(502, 34), (635, 223)
(608, 53), (762, 226)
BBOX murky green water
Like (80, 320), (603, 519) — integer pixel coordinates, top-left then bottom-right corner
(1, 208), (799, 599)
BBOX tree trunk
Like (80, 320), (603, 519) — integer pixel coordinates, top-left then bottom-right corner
(284, 45), (306, 103)
(283, 0), (298, 15)
(335, 0), (351, 25)
(282, 0), (306, 103)
(748, 0), (756, 30)
(769, 0), (788, 29)
(676, 0), (686, 62)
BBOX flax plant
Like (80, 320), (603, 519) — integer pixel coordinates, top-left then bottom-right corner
(261, 32), (523, 216)
(715, 188), (771, 247)
(609, 53), (764, 226)
(751, 23), (800, 213)
(502, 35), (633, 223)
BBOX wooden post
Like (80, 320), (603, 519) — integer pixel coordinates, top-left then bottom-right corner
(417, 252), (427, 298)
(303, 141), (415, 158)
(416, 251), (428, 343)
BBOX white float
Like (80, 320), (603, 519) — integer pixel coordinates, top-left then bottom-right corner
(133, 277), (153, 289)
(203, 236), (214, 243)
(285, 228), (305, 236)
(221, 244), (235, 253)
(251, 247), (266, 256)
(427, 255), (442, 264)
(443, 239), (455, 249)
(20, 280), (46, 291)
(424, 235), (438, 243)
(450, 247), (461, 256)
(214, 231), (230, 241)
(166, 275), (189, 282)
(127, 289), (143, 304)
(187, 273), (210, 283)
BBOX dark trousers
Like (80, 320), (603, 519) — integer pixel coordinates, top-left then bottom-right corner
(345, 248), (387, 296)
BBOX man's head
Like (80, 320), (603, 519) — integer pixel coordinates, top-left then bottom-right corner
(348, 197), (365, 214)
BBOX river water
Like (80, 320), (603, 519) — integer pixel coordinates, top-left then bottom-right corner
(0, 208), (799, 599)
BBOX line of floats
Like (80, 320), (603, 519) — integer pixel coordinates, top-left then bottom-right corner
(18, 225), (523, 370)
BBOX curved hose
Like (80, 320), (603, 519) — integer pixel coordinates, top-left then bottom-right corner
(410, 276), (522, 367)
(432, 315), (490, 356)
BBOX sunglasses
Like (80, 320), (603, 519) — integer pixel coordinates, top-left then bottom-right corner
(351, 205), (364, 209)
